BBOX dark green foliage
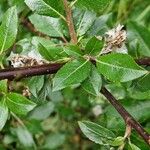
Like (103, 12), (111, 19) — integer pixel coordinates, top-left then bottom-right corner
(0, 0), (149, 149)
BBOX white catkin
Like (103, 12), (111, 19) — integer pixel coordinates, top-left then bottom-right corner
(100, 24), (127, 55)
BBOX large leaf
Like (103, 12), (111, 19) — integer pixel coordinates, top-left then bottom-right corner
(78, 121), (116, 145)
(96, 53), (148, 82)
(6, 93), (36, 115)
(29, 14), (65, 38)
(75, 0), (111, 13)
(53, 59), (91, 91)
(127, 22), (150, 57)
(0, 100), (8, 131)
(25, 0), (65, 20)
(82, 65), (102, 96)
(0, 6), (18, 53)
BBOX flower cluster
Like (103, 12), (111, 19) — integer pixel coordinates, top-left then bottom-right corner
(9, 54), (48, 68)
(100, 24), (127, 54)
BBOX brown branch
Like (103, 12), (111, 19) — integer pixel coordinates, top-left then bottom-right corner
(63, 0), (78, 44)
(0, 63), (64, 81)
(0, 57), (150, 145)
(100, 87), (150, 146)
(135, 57), (150, 66)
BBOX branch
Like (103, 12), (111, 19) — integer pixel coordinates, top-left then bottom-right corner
(100, 87), (150, 146)
(135, 57), (150, 66)
(0, 63), (63, 80)
(63, 0), (78, 44)
(0, 58), (150, 146)
(0, 57), (150, 81)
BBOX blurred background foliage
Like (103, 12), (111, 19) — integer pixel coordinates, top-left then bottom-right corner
(0, 0), (150, 149)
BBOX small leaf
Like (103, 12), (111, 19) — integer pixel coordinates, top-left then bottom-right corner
(76, 10), (96, 36)
(110, 136), (124, 146)
(38, 42), (65, 60)
(15, 126), (35, 148)
(6, 93), (36, 115)
(29, 14), (64, 37)
(25, 0), (65, 20)
(82, 65), (102, 96)
(96, 53), (148, 82)
(0, 80), (7, 93)
(63, 45), (83, 58)
(78, 121), (116, 145)
(85, 36), (104, 55)
(0, 6), (18, 53)
(0, 100), (8, 131)
(129, 143), (141, 150)
(27, 76), (44, 97)
(136, 74), (150, 92)
(53, 59), (91, 91)
(75, 0), (111, 13)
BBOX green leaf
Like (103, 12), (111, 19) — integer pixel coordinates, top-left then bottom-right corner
(0, 6), (18, 53)
(63, 45), (83, 58)
(25, 0), (65, 20)
(29, 14), (64, 37)
(76, 10), (96, 36)
(44, 133), (66, 149)
(0, 100), (8, 131)
(82, 65), (102, 96)
(127, 22), (150, 57)
(0, 80), (7, 93)
(129, 143), (141, 150)
(110, 136), (124, 146)
(75, 0), (111, 13)
(78, 121), (116, 145)
(136, 74), (150, 92)
(85, 36), (104, 55)
(87, 14), (111, 36)
(15, 126), (35, 148)
(96, 53), (148, 82)
(6, 93), (36, 115)
(29, 102), (55, 120)
(27, 76), (44, 97)
(38, 42), (65, 60)
(53, 59), (91, 91)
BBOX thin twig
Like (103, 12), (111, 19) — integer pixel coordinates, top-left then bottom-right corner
(100, 87), (150, 146)
(63, 0), (78, 44)
(0, 63), (63, 81)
